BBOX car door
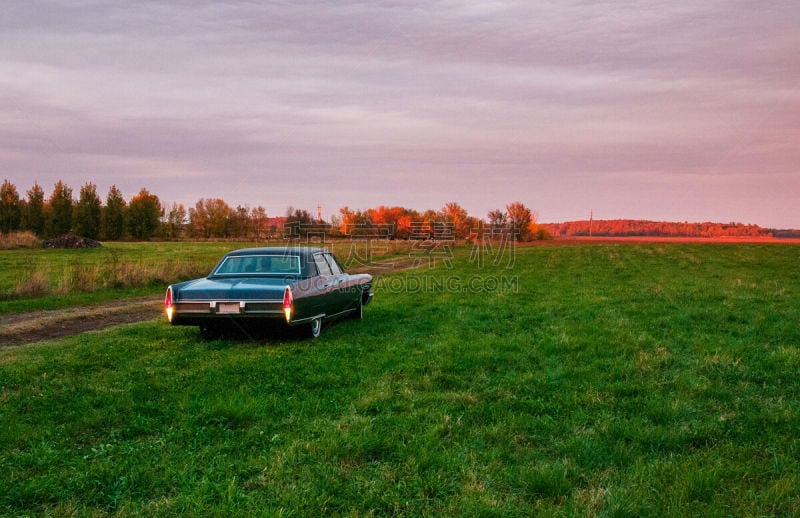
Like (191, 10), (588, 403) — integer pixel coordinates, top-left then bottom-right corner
(311, 253), (339, 316)
(323, 252), (354, 314)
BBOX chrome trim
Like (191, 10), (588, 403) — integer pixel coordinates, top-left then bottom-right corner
(175, 299), (283, 303)
(326, 307), (359, 320)
(288, 313), (326, 325)
(173, 300), (282, 316)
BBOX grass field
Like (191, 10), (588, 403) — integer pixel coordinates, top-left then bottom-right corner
(1, 243), (799, 515)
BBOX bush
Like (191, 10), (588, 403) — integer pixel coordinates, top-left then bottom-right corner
(0, 231), (42, 250)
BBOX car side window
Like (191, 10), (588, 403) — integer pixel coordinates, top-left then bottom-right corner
(314, 254), (332, 276)
(324, 253), (342, 275)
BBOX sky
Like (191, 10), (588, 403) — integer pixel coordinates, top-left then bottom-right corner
(1, 1), (799, 228)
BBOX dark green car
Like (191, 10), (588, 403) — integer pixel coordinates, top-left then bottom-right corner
(165, 247), (373, 338)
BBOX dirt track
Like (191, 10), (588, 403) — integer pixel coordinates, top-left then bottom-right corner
(0, 296), (164, 347)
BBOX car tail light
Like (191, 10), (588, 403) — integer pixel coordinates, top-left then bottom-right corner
(283, 286), (292, 322)
(165, 287), (174, 322)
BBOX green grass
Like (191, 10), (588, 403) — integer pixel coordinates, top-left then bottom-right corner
(1, 243), (799, 515)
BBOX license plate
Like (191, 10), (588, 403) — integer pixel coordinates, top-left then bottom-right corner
(218, 302), (241, 314)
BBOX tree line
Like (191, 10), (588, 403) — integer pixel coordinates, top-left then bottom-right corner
(0, 180), (163, 240)
(542, 219), (774, 238)
(0, 179), (547, 241)
(331, 202), (547, 241)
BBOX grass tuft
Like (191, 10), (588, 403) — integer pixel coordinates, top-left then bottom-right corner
(10, 269), (49, 298)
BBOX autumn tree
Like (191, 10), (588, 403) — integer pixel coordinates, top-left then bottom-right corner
(419, 208), (440, 239)
(285, 206), (313, 226)
(102, 185), (127, 240)
(338, 206), (358, 235)
(186, 206), (201, 237)
(371, 206), (417, 239)
(328, 213), (342, 237)
(127, 188), (162, 240)
(395, 213), (416, 239)
(487, 208), (507, 234)
(440, 202), (470, 239)
(231, 205), (251, 238)
(284, 206), (326, 240)
(250, 206), (268, 240)
(0, 179), (21, 234)
(506, 201), (533, 241)
(23, 183), (45, 236)
(288, 206), (312, 231)
(165, 202), (187, 239)
(47, 180), (73, 237)
(73, 182), (102, 239)
(189, 198), (234, 238)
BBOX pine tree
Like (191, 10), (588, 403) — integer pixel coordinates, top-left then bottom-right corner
(23, 183), (46, 236)
(0, 179), (22, 234)
(47, 180), (73, 237)
(102, 185), (127, 240)
(73, 182), (102, 239)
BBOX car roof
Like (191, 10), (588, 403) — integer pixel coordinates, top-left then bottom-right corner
(223, 247), (328, 259)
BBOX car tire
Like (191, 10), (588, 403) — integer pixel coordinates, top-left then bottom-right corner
(310, 317), (322, 338)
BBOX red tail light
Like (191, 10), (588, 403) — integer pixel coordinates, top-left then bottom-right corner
(282, 287), (292, 322)
(165, 287), (174, 322)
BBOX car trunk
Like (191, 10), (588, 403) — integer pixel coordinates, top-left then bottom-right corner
(175, 276), (290, 301)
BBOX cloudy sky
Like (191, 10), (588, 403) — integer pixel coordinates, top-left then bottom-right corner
(1, 1), (798, 227)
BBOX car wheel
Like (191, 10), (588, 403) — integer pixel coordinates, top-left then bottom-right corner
(310, 317), (322, 338)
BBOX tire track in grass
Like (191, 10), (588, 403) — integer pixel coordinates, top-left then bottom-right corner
(0, 296), (164, 347)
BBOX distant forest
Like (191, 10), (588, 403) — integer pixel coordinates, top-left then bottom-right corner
(542, 220), (800, 239)
(2, 178), (798, 242)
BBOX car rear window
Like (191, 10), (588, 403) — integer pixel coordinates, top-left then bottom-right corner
(214, 255), (301, 276)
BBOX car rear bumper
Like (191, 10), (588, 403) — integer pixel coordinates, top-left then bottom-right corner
(169, 300), (285, 326)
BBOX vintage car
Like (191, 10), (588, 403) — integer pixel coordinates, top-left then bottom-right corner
(165, 247), (373, 338)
